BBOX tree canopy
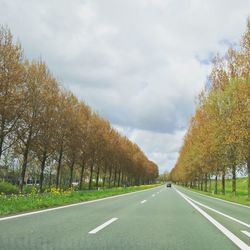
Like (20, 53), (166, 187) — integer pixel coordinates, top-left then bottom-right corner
(0, 26), (158, 192)
(170, 18), (250, 198)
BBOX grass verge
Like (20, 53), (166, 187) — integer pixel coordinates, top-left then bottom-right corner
(181, 177), (250, 206)
(0, 184), (160, 216)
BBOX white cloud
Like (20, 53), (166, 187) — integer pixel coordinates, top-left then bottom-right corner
(114, 125), (186, 173)
(0, 0), (249, 172)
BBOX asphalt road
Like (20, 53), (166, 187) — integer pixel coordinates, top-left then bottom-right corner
(0, 185), (249, 250)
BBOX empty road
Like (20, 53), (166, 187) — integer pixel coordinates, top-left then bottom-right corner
(0, 185), (249, 250)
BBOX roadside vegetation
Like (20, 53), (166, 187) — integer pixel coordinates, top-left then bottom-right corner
(170, 18), (250, 200)
(0, 25), (158, 196)
(183, 177), (250, 206)
(0, 184), (160, 216)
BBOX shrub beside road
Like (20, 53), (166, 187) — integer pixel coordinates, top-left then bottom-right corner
(0, 184), (160, 216)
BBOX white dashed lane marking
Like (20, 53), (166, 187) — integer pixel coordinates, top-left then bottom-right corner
(89, 218), (118, 234)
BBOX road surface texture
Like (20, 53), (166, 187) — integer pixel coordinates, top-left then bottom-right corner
(0, 185), (249, 250)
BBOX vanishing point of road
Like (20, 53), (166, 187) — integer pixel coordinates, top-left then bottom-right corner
(0, 185), (249, 250)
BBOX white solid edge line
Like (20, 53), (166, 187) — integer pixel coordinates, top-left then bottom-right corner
(0, 185), (163, 222)
(141, 200), (147, 204)
(177, 186), (250, 209)
(182, 193), (250, 228)
(89, 217), (118, 234)
(242, 231), (250, 238)
(174, 187), (250, 250)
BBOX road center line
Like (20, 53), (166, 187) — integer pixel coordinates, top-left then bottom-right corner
(141, 200), (147, 204)
(180, 192), (250, 229)
(242, 231), (250, 238)
(88, 218), (118, 234)
(174, 188), (250, 250)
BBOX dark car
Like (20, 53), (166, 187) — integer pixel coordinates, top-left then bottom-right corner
(166, 182), (171, 188)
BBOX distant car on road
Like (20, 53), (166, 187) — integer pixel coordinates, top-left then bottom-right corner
(166, 182), (171, 188)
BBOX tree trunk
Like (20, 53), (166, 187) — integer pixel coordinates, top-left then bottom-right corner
(0, 134), (4, 160)
(95, 166), (100, 188)
(102, 166), (107, 188)
(49, 167), (52, 188)
(88, 164), (94, 190)
(204, 174), (208, 192)
(69, 160), (75, 187)
(108, 167), (112, 188)
(117, 169), (121, 187)
(39, 150), (47, 193)
(113, 167), (117, 187)
(121, 172), (124, 186)
(232, 165), (236, 196)
(209, 175), (211, 193)
(56, 146), (63, 189)
(247, 156), (250, 199)
(0, 119), (5, 160)
(20, 142), (30, 193)
(79, 160), (85, 190)
(215, 175), (218, 194)
(222, 170), (225, 195)
(129, 177), (132, 186)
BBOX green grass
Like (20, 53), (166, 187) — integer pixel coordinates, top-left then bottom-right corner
(0, 184), (160, 216)
(0, 181), (19, 194)
(185, 177), (250, 206)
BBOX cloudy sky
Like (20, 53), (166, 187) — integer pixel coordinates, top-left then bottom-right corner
(1, 0), (249, 173)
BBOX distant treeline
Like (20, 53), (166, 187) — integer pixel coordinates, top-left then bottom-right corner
(0, 26), (158, 192)
(170, 19), (250, 198)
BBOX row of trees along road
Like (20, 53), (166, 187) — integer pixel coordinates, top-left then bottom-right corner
(170, 18), (250, 198)
(0, 26), (159, 193)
